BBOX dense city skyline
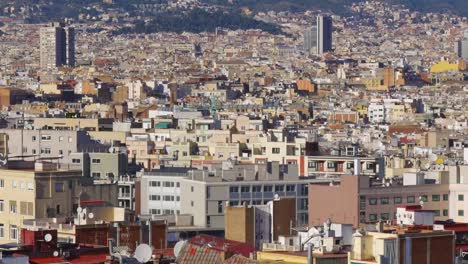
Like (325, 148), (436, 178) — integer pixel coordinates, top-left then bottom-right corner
(0, 1), (467, 264)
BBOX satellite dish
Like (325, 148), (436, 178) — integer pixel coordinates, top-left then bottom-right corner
(53, 251), (59, 257)
(174, 240), (187, 258)
(134, 244), (152, 263)
(88, 212), (94, 219)
(77, 207), (83, 213)
(44, 233), (52, 242)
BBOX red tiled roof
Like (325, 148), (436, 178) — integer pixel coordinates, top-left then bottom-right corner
(189, 234), (255, 258)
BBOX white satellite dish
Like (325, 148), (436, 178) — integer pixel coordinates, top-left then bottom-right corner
(44, 233), (52, 242)
(174, 240), (187, 258)
(77, 207), (83, 213)
(134, 244), (152, 263)
(88, 212), (94, 219)
(0, 153), (7, 167)
(53, 251), (59, 257)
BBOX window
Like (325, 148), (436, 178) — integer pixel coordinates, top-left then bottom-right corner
(41, 148), (51, 154)
(407, 196), (415, 203)
(150, 209), (161, 215)
(380, 198), (389, 205)
(207, 216), (211, 226)
(327, 162), (335, 169)
(0, 224), (3, 238)
(91, 172), (101, 178)
(92, 159), (101, 164)
(10, 225), (18, 240)
(191, 201), (194, 207)
(41, 135), (51, 141)
(218, 201), (223, 213)
(149, 195), (160, 201)
(369, 198), (377, 205)
(191, 186), (194, 192)
(434, 210), (440, 216)
(286, 185), (296, 192)
(420, 195), (428, 202)
(229, 186), (239, 193)
(0, 200), (3, 212)
(163, 182), (175, 187)
(252, 186), (262, 192)
(459, 194), (464, 201)
(381, 213), (389, 220)
(176, 196), (180, 201)
(443, 194), (449, 201)
(59, 136), (64, 142)
(32, 149), (36, 154)
(176, 182), (180, 187)
(459, 210), (465, 217)
(0, 179), (4, 188)
(263, 185), (273, 192)
(72, 159), (81, 164)
(308, 162), (316, 168)
(55, 183), (64, 193)
(275, 185), (284, 192)
(27, 182), (34, 191)
(149, 181), (160, 187)
(10, 201), (17, 213)
(443, 209), (449, 216)
(369, 214), (377, 221)
(59, 150), (63, 155)
(56, 205), (61, 215)
(432, 195), (440, 202)
(32, 136), (36, 141)
(68, 137), (72, 143)
(241, 186), (250, 193)
(163, 195), (174, 201)
(394, 197), (402, 204)
(272, 148), (280, 154)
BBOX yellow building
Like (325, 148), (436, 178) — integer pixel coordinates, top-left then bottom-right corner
(0, 163), (117, 244)
(39, 82), (61, 95)
(430, 61), (459, 73)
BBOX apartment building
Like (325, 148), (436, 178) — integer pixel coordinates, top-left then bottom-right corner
(0, 129), (105, 162)
(309, 174), (452, 228)
(67, 152), (128, 179)
(225, 198), (296, 249)
(136, 168), (190, 216)
(0, 161), (117, 243)
(304, 156), (384, 178)
(184, 162), (335, 229)
(350, 229), (455, 264)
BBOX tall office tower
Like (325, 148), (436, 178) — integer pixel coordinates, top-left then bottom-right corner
(40, 22), (75, 69)
(317, 15), (333, 54)
(303, 25), (317, 54)
(456, 30), (468, 60)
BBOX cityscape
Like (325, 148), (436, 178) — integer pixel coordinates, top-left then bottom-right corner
(0, 0), (468, 263)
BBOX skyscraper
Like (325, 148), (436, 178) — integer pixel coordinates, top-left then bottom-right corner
(40, 22), (75, 69)
(303, 15), (333, 55)
(317, 15), (333, 54)
(456, 30), (468, 60)
(303, 25), (317, 54)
